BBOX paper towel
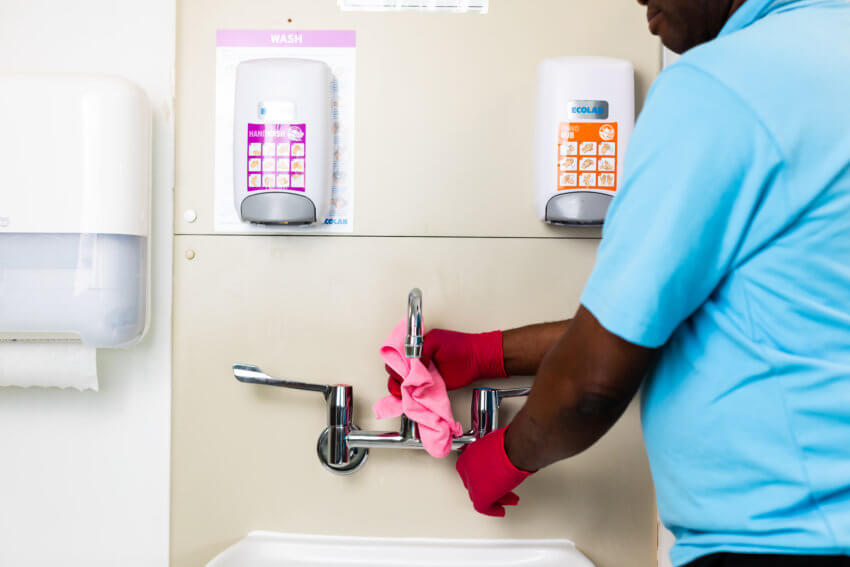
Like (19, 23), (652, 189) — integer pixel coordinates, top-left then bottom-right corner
(0, 342), (98, 391)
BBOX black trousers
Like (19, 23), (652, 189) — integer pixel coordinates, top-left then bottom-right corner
(687, 553), (850, 567)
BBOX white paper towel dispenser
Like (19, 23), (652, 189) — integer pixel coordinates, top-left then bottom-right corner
(233, 58), (334, 225)
(0, 74), (152, 348)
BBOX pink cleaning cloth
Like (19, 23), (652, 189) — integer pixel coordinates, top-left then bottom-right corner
(373, 319), (464, 458)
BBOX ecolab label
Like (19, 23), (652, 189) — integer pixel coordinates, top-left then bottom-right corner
(567, 100), (609, 120)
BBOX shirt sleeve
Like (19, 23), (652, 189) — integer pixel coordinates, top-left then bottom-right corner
(580, 64), (784, 348)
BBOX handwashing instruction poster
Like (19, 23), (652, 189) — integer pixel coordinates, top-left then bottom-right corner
(557, 122), (618, 192)
(214, 30), (356, 233)
(247, 123), (307, 193)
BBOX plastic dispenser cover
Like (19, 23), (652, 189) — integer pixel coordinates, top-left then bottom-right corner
(0, 74), (152, 348)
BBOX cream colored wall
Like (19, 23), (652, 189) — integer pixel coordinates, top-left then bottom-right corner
(173, 1), (661, 566)
(171, 237), (656, 567)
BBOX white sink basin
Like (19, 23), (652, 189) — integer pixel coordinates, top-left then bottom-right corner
(207, 532), (596, 567)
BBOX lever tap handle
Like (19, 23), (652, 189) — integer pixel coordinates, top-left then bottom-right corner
(234, 363), (357, 469)
(233, 364), (333, 397)
(496, 387), (532, 402)
(470, 387), (532, 441)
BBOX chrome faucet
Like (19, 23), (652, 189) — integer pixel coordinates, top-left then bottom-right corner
(233, 288), (530, 475)
(405, 288), (423, 359)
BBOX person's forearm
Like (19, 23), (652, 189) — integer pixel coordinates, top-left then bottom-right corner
(504, 307), (653, 472)
(501, 320), (570, 376)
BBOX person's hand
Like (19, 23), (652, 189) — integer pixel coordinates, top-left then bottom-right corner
(386, 329), (506, 398)
(455, 426), (533, 517)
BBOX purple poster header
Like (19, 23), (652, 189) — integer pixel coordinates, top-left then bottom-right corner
(217, 29), (356, 48)
(247, 123), (306, 143)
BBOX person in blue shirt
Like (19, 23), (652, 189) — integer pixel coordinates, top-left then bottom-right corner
(385, 0), (850, 565)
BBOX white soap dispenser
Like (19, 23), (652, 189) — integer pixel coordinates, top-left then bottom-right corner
(234, 58), (334, 225)
(534, 57), (635, 226)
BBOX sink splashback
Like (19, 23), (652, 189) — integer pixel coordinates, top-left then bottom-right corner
(207, 532), (596, 567)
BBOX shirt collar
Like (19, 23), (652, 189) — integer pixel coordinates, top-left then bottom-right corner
(719, 0), (828, 36)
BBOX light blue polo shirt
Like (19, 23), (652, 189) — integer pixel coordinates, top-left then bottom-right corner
(580, 0), (850, 564)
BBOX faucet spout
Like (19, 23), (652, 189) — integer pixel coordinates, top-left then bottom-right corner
(405, 288), (423, 359)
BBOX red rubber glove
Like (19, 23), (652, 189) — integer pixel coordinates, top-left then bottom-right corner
(456, 426), (533, 517)
(387, 329), (507, 398)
